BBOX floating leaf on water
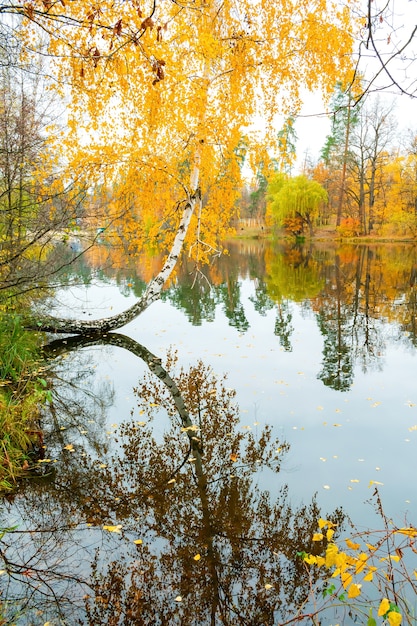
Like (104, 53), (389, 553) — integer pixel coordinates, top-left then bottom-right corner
(323, 485), (330, 490)
(103, 524), (122, 533)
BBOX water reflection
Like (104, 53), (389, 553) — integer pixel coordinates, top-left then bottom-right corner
(56, 240), (417, 391)
(1, 334), (345, 625)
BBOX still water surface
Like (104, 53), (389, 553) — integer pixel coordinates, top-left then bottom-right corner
(2, 240), (417, 624)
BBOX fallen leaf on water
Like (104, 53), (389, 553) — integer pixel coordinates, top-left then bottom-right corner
(408, 425), (417, 431)
(323, 485), (330, 490)
(368, 480), (384, 487)
(103, 525), (122, 533)
(350, 479), (360, 483)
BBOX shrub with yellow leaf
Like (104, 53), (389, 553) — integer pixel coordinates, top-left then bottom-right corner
(299, 509), (417, 625)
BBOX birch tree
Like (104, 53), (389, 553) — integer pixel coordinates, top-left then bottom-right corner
(6, 0), (357, 333)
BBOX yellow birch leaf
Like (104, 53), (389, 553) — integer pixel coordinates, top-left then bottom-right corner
(193, 554), (201, 561)
(345, 539), (360, 550)
(326, 529), (335, 541)
(355, 554), (368, 573)
(103, 524), (122, 533)
(312, 533), (324, 541)
(63, 444), (74, 451)
(347, 583), (361, 598)
(341, 571), (352, 589)
(318, 518), (329, 529)
(133, 539), (143, 545)
(264, 584), (273, 590)
(388, 612), (402, 626)
(303, 554), (317, 565)
(396, 527), (417, 537)
(378, 598), (390, 616)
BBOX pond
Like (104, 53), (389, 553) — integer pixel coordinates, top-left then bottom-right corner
(1, 240), (417, 625)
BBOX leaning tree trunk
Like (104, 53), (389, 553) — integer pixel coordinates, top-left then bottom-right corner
(26, 66), (212, 336)
(25, 188), (201, 334)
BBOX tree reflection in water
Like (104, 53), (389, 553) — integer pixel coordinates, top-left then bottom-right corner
(1, 334), (345, 625)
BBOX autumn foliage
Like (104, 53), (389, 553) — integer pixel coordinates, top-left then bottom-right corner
(11, 0), (357, 261)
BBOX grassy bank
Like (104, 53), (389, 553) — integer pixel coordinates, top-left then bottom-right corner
(0, 315), (48, 493)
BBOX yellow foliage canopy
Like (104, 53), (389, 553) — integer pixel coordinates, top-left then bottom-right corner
(17, 0), (357, 258)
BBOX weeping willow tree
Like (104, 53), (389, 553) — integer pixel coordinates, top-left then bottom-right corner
(268, 175), (328, 238)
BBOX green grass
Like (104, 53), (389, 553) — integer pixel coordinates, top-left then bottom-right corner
(0, 315), (46, 492)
